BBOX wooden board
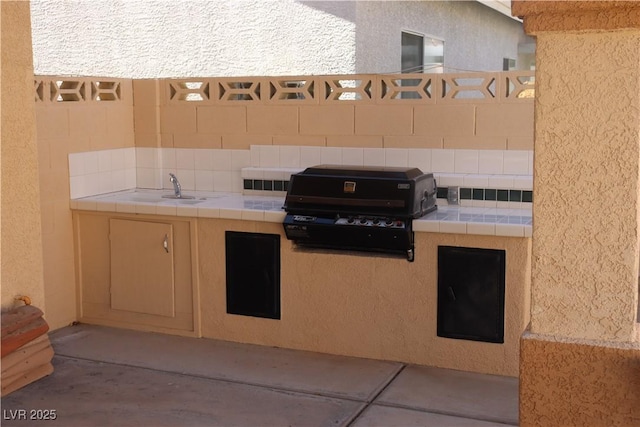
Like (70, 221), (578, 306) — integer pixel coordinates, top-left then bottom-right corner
(1, 362), (54, 397)
(1, 317), (49, 358)
(2, 346), (54, 380)
(1, 306), (44, 338)
(1, 335), (51, 374)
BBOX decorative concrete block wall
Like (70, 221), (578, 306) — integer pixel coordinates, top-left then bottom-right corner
(134, 72), (534, 151)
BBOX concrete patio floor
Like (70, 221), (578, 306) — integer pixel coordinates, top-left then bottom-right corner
(2, 324), (519, 426)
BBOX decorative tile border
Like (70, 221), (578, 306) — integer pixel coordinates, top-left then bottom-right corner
(437, 186), (533, 205)
(458, 187), (533, 203)
(243, 179), (289, 192)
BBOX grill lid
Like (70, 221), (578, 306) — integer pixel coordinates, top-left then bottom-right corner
(299, 164), (426, 179)
(284, 164), (437, 218)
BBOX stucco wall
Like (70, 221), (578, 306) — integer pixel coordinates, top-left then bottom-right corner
(72, 212), (530, 377)
(1, 1), (46, 313)
(30, 0), (357, 78)
(30, 0), (529, 78)
(197, 220), (532, 377)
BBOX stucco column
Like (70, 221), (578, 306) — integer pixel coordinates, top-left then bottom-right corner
(512, 2), (640, 425)
(514, 1), (640, 343)
(1, 1), (46, 312)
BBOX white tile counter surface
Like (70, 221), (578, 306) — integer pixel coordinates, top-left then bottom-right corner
(414, 206), (532, 237)
(70, 189), (532, 238)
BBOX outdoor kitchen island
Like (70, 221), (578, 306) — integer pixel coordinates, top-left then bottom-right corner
(71, 189), (531, 377)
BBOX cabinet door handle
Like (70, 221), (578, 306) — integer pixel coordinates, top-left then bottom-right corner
(447, 286), (456, 301)
(163, 234), (169, 253)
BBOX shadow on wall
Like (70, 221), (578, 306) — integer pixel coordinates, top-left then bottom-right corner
(298, 0), (356, 22)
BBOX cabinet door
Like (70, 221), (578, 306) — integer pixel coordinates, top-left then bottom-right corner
(225, 231), (281, 319)
(109, 219), (175, 317)
(437, 246), (505, 343)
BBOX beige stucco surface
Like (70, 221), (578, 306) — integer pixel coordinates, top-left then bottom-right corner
(531, 29), (640, 342)
(1, 1), (46, 313)
(520, 333), (640, 426)
(196, 219), (531, 377)
(513, 0), (640, 34)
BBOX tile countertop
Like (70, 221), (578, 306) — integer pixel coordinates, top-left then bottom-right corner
(70, 189), (532, 238)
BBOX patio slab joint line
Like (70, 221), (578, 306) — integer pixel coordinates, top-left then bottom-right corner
(371, 400), (519, 426)
(53, 353), (384, 404)
(345, 364), (407, 427)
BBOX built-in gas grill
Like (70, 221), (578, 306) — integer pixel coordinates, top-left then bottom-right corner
(282, 165), (437, 261)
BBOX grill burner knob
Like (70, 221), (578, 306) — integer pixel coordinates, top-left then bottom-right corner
(359, 218), (368, 224)
(372, 219), (380, 225)
(385, 219), (393, 225)
(347, 217), (355, 224)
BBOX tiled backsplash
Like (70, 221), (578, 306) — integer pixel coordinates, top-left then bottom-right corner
(136, 147), (250, 192)
(68, 148), (137, 199)
(68, 145), (534, 202)
(249, 145), (533, 175)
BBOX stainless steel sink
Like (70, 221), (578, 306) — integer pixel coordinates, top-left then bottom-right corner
(161, 198), (205, 205)
(162, 194), (196, 200)
(93, 189), (224, 205)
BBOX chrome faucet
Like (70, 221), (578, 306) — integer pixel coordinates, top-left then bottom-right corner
(168, 173), (182, 198)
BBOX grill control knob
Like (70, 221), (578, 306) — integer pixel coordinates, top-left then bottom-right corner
(347, 217), (355, 224)
(372, 219), (380, 225)
(359, 218), (368, 224)
(385, 219), (393, 225)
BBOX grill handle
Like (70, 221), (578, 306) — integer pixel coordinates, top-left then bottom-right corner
(285, 195), (405, 209)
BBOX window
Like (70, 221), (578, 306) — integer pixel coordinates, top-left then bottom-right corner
(401, 32), (424, 73)
(503, 58), (516, 71)
(401, 32), (443, 99)
(424, 37), (444, 73)
(402, 32), (445, 73)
